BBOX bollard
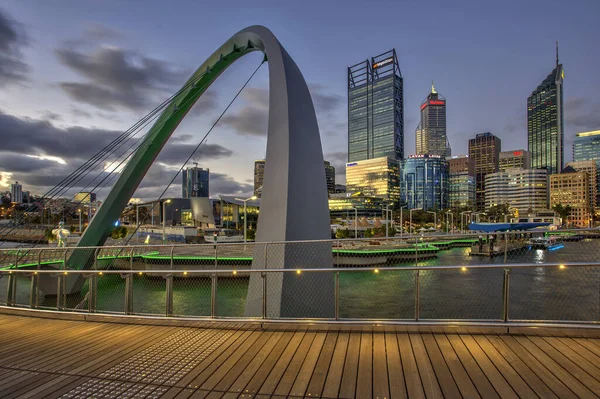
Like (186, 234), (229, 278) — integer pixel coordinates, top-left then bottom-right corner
(334, 271), (340, 320)
(165, 274), (173, 316)
(124, 273), (133, 314)
(502, 268), (510, 322)
(211, 273), (218, 318)
(261, 272), (267, 319)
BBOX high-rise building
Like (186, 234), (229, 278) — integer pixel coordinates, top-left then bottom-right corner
(74, 192), (97, 204)
(400, 154), (449, 210)
(346, 157), (400, 207)
(182, 166), (209, 198)
(10, 182), (22, 204)
(528, 43), (565, 175)
(499, 150), (530, 171)
(468, 132), (501, 210)
(447, 155), (475, 210)
(416, 82), (448, 157)
(348, 49), (404, 162)
(550, 166), (590, 227)
(573, 130), (600, 163)
(485, 169), (549, 214)
(254, 160), (335, 197)
(566, 160), (597, 211)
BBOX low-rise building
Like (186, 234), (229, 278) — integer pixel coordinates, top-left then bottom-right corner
(485, 168), (548, 213)
(499, 150), (530, 171)
(550, 166), (591, 227)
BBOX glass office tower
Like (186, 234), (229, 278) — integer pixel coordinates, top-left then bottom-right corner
(182, 166), (209, 198)
(345, 157), (400, 207)
(527, 44), (564, 175)
(416, 82), (448, 157)
(348, 49), (404, 162)
(400, 154), (449, 210)
(573, 130), (600, 163)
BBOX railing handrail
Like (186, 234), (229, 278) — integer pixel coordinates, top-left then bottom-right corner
(0, 261), (596, 274)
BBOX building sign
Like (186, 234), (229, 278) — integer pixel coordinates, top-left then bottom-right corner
(409, 154), (442, 159)
(513, 150), (523, 156)
(347, 162), (358, 167)
(429, 100), (445, 106)
(420, 103), (427, 110)
(372, 57), (393, 69)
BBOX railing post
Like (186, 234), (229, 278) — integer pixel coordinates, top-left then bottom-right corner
(57, 272), (66, 310)
(88, 274), (97, 313)
(504, 231), (508, 263)
(170, 246), (175, 270)
(502, 268), (510, 322)
(6, 272), (16, 306)
(129, 248), (134, 270)
(415, 269), (420, 321)
(124, 273), (133, 314)
(214, 243), (218, 270)
(211, 273), (217, 318)
(29, 272), (38, 308)
(336, 240), (340, 266)
(93, 248), (99, 270)
(14, 249), (19, 269)
(334, 271), (340, 320)
(165, 274), (173, 317)
(261, 272), (267, 319)
(415, 237), (419, 267)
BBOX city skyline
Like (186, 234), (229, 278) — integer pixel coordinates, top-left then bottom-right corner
(0, 1), (599, 201)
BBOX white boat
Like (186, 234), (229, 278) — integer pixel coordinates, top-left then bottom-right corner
(529, 236), (563, 250)
(202, 228), (245, 243)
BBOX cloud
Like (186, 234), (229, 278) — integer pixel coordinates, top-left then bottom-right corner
(210, 172), (254, 197)
(56, 35), (192, 112)
(565, 96), (600, 131)
(83, 23), (123, 41)
(0, 8), (29, 86)
(309, 84), (343, 113)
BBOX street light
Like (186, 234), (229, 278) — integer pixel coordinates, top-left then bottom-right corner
(427, 211), (437, 232)
(235, 196), (257, 243)
(351, 207), (358, 238)
(460, 211), (472, 234)
(78, 209), (82, 233)
(409, 208), (422, 236)
(162, 199), (171, 244)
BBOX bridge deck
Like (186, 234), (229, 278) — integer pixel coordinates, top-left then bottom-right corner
(0, 315), (599, 398)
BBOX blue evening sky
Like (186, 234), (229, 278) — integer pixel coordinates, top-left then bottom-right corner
(0, 0), (599, 199)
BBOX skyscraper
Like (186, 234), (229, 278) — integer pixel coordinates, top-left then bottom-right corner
(416, 82), (448, 157)
(348, 49), (404, 162)
(182, 165), (209, 198)
(528, 42), (565, 175)
(400, 154), (449, 210)
(573, 130), (600, 162)
(346, 157), (400, 207)
(468, 132), (501, 210)
(10, 182), (22, 204)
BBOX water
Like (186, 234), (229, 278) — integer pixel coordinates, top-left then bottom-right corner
(2, 240), (599, 322)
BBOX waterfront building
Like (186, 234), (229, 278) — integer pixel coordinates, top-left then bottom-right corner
(346, 157), (400, 207)
(348, 49), (404, 162)
(182, 165), (209, 198)
(499, 150), (530, 171)
(485, 168), (548, 214)
(400, 154), (449, 210)
(468, 132), (501, 210)
(573, 130), (600, 208)
(328, 192), (387, 218)
(550, 166), (590, 227)
(528, 43), (565, 175)
(254, 159), (335, 197)
(416, 82), (448, 157)
(447, 155), (475, 210)
(10, 182), (22, 204)
(74, 191), (97, 204)
(566, 160), (598, 211)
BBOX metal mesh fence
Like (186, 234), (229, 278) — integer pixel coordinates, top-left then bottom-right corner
(172, 273), (212, 317)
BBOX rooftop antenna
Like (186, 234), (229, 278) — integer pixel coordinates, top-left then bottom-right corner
(193, 161), (198, 168)
(556, 41), (559, 67)
(431, 80), (437, 94)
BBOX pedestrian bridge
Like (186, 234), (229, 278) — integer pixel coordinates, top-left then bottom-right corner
(0, 312), (599, 398)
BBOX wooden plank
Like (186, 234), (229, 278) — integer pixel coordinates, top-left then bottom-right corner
(174, 388), (199, 398)
(240, 331), (298, 396)
(384, 332), (407, 399)
(510, 335), (597, 399)
(338, 332), (360, 399)
(304, 332), (338, 398)
(459, 334), (518, 399)
(433, 334), (480, 398)
(527, 336), (600, 392)
(272, 332), (317, 397)
(420, 333), (461, 398)
(573, 338), (600, 359)
(397, 333), (425, 399)
(288, 332), (327, 397)
(409, 333), (443, 399)
(321, 332), (349, 399)
(219, 331), (284, 394)
(471, 335), (537, 399)
(372, 332), (390, 399)
(256, 330), (307, 396)
(356, 332), (373, 399)
(486, 335), (569, 399)
(546, 337), (600, 376)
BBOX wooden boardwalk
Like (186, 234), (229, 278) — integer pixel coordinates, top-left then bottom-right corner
(0, 314), (599, 398)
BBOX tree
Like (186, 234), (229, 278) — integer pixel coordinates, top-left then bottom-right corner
(552, 203), (572, 227)
(335, 229), (351, 239)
